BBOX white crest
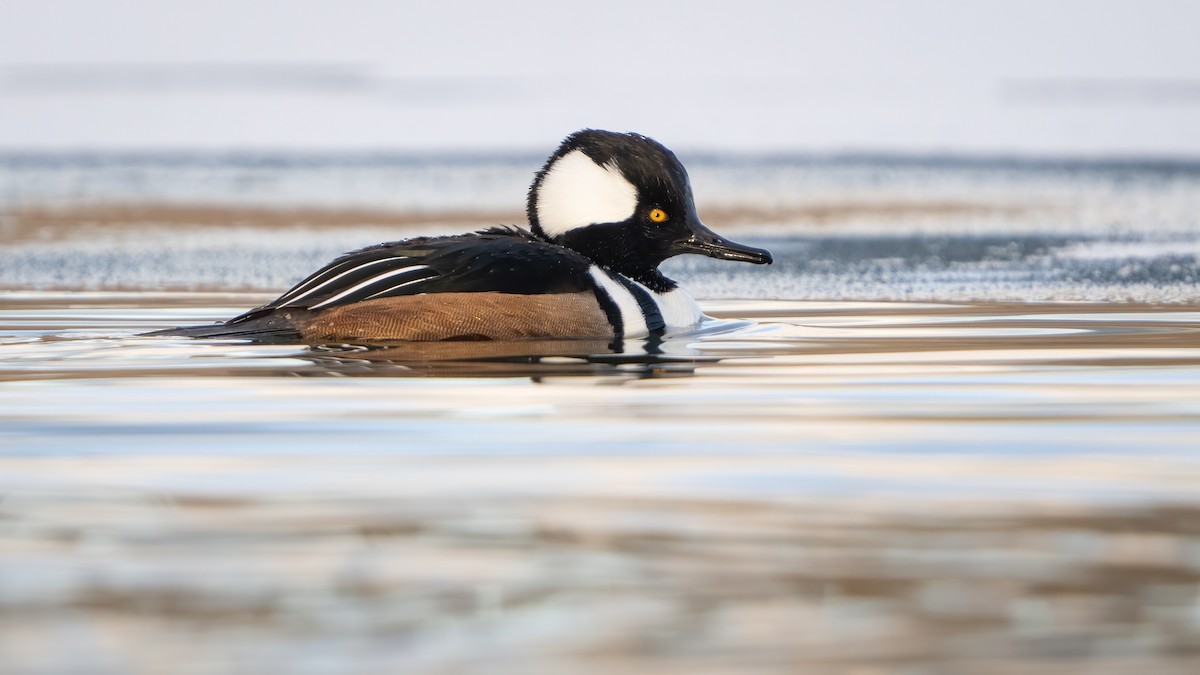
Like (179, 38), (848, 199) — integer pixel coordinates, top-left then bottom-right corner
(535, 149), (638, 237)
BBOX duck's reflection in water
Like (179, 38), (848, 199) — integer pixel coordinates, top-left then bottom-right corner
(298, 334), (721, 380)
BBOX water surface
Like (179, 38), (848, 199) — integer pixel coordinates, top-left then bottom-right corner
(3, 293), (1199, 674)
(3, 154), (1200, 672)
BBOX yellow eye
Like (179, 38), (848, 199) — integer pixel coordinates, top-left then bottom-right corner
(648, 208), (668, 223)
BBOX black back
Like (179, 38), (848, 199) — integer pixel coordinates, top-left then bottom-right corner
(228, 227), (595, 325)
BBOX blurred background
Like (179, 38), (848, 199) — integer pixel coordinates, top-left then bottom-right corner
(3, 0), (1200, 301)
(2, 0), (1199, 155)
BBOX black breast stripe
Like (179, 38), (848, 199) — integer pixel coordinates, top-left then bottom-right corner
(591, 283), (624, 339)
(613, 276), (666, 334)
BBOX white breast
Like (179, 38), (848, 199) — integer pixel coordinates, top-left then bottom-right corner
(589, 267), (705, 338)
(588, 267), (649, 337)
(653, 287), (705, 330)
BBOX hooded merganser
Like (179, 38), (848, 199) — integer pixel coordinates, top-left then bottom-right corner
(156, 130), (773, 343)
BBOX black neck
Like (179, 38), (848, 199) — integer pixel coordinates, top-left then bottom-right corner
(548, 225), (679, 293)
(631, 269), (677, 293)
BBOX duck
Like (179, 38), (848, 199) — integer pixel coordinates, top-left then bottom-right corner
(154, 129), (772, 343)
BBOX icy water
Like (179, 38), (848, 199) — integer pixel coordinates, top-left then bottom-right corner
(2, 155), (1200, 673)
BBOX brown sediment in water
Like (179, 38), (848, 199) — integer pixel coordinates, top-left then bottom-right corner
(0, 203), (526, 242)
(0, 199), (1044, 243)
(3, 485), (1200, 672)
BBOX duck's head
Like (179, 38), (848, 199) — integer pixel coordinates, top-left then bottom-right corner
(528, 129), (772, 289)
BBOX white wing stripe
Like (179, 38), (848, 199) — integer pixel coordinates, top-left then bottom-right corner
(309, 266), (432, 309)
(364, 274), (436, 301)
(277, 256), (411, 306)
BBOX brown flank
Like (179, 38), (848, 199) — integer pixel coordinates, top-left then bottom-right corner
(296, 292), (612, 342)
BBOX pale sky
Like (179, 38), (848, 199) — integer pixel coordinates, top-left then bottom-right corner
(2, 0), (1199, 154)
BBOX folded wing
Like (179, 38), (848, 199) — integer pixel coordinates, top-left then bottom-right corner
(227, 227), (594, 325)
